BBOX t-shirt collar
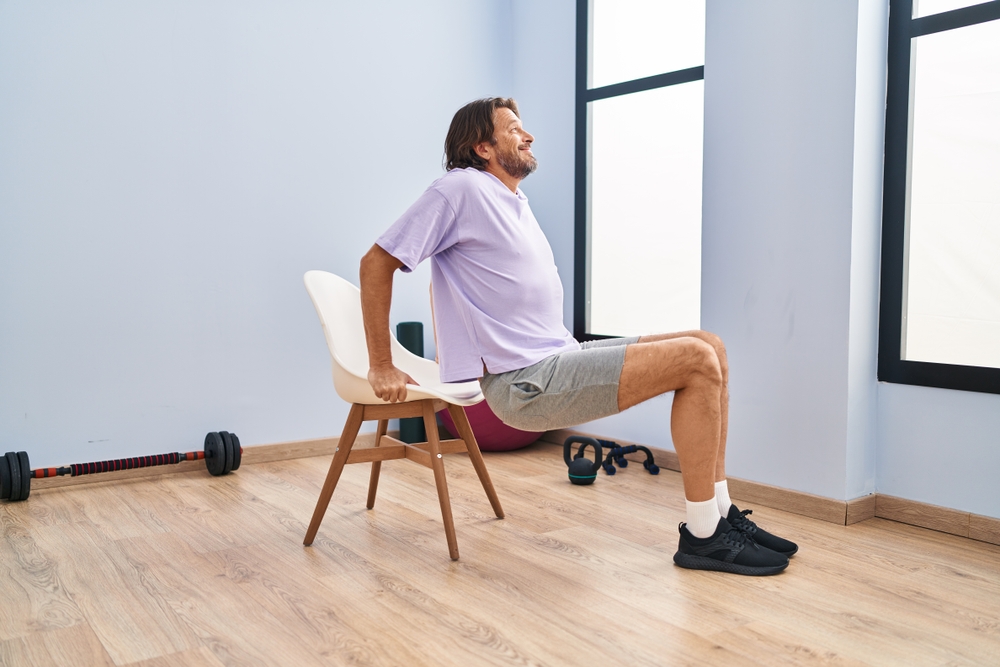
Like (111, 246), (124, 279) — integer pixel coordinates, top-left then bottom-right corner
(480, 169), (528, 201)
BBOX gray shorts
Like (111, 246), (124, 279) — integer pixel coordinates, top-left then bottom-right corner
(479, 337), (640, 432)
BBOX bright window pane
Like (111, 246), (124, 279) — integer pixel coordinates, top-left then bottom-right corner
(913, 0), (989, 18)
(591, 0), (705, 88)
(903, 19), (1000, 368)
(589, 82), (703, 337)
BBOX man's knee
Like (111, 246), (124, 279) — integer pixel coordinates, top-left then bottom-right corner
(683, 338), (723, 387)
(696, 331), (725, 358)
(694, 331), (728, 379)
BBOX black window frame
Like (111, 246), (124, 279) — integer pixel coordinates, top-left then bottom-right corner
(573, 0), (705, 341)
(878, 0), (1000, 394)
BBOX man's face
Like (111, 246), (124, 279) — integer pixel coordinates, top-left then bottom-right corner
(492, 108), (537, 180)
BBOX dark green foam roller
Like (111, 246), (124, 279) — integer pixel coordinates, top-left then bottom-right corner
(396, 321), (426, 445)
(396, 321), (424, 358)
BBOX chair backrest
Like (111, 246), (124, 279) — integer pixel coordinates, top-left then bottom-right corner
(303, 270), (481, 405)
(303, 270), (371, 380)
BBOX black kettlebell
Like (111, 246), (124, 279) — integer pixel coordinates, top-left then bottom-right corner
(563, 436), (603, 485)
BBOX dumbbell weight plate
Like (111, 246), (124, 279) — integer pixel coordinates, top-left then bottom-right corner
(218, 431), (235, 476)
(17, 451), (30, 501)
(0, 452), (11, 500)
(229, 432), (242, 472)
(204, 432), (226, 477)
(6, 452), (21, 504)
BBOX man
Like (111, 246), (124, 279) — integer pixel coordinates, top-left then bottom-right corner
(360, 98), (797, 576)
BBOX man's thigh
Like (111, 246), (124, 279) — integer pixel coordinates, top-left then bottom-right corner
(617, 335), (724, 411)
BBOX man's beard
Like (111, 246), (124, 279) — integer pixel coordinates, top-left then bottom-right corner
(497, 145), (538, 180)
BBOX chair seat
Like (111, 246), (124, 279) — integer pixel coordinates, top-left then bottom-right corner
(332, 371), (484, 406)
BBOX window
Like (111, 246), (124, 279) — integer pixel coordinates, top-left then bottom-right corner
(574, 1), (706, 339)
(879, 0), (1000, 393)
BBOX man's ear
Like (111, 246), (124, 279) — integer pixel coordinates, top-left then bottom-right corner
(473, 141), (492, 162)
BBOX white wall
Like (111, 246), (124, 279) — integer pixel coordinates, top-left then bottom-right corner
(878, 385), (1000, 517)
(699, 1), (863, 500)
(0, 0), (513, 467)
(846, 0), (888, 501)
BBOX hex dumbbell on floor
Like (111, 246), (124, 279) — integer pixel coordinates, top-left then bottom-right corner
(1, 431), (242, 502)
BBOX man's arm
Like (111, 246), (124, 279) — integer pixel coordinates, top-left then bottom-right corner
(359, 244), (415, 403)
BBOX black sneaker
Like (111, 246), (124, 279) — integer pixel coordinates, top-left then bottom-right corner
(726, 505), (798, 557)
(674, 518), (788, 576)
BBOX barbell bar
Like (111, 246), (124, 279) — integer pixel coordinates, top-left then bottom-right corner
(0, 431), (242, 503)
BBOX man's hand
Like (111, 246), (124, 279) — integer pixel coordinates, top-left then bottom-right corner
(367, 363), (416, 403)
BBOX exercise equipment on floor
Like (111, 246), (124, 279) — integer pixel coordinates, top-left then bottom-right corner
(0, 431), (242, 503)
(563, 436), (659, 485)
(564, 436), (603, 485)
(599, 440), (659, 476)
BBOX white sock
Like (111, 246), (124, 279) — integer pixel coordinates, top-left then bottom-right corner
(715, 480), (733, 517)
(685, 498), (722, 539)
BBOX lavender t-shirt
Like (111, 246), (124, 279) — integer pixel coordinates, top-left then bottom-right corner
(376, 168), (579, 382)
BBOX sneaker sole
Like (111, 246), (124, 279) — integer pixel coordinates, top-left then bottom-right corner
(673, 552), (788, 576)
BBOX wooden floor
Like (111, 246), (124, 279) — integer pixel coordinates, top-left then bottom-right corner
(2, 443), (998, 667)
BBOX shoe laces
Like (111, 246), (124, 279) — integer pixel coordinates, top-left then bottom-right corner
(730, 509), (759, 536)
(721, 524), (759, 551)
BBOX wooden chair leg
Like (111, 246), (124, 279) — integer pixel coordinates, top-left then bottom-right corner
(366, 419), (388, 509)
(423, 400), (459, 560)
(447, 404), (505, 519)
(304, 403), (364, 546)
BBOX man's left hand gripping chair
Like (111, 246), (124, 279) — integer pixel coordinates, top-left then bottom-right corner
(302, 270), (504, 560)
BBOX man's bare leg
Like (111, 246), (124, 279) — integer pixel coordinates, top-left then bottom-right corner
(617, 336), (723, 503)
(619, 332), (799, 568)
(634, 331), (729, 485)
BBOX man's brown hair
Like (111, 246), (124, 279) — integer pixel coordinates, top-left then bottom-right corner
(444, 97), (520, 171)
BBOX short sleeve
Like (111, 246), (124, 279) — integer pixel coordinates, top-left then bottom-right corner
(376, 187), (459, 273)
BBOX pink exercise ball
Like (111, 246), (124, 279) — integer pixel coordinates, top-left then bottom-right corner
(438, 400), (542, 452)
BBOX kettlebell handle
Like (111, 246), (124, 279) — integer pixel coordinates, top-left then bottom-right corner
(563, 436), (602, 472)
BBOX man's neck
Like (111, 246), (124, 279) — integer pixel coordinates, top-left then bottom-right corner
(484, 164), (520, 194)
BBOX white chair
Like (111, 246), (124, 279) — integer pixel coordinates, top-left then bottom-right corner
(302, 270), (504, 560)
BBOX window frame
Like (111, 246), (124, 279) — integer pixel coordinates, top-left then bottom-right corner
(573, 0), (705, 341)
(878, 0), (1000, 394)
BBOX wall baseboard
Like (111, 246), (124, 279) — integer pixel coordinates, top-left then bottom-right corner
(538, 428), (1000, 547)
(846, 493), (877, 525)
(24, 429), (1000, 548)
(874, 493), (1000, 543)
